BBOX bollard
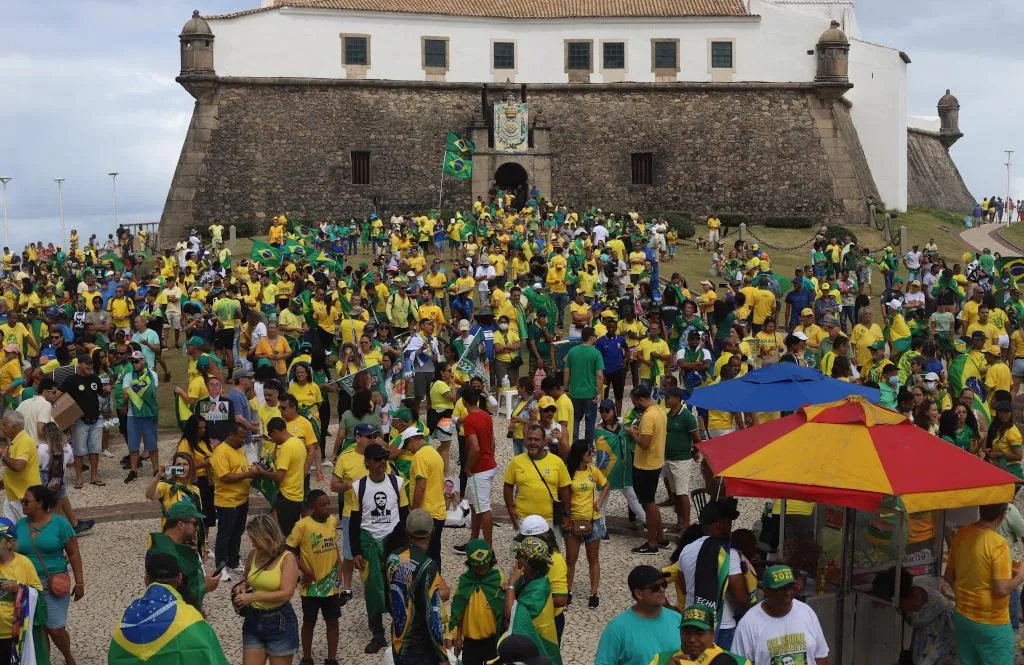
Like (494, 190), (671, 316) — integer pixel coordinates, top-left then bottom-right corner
(899, 225), (908, 251)
(739, 222), (747, 243)
(229, 224), (237, 256)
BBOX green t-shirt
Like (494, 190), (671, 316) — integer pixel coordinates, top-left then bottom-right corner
(980, 253), (995, 271)
(665, 406), (698, 461)
(212, 297), (240, 327)
(564, 344), (605, 400)
(529, 322), (551, 358)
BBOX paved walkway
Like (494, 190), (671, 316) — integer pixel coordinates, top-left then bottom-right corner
(960, 222), (1021, 255)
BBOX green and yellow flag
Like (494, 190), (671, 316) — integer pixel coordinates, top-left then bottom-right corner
(443, 151), (472, 180)
(282, 239), (308, 259)
(290, 220), (318, 243)
(100, 251), (126, 273)
(506, 577), (561, 665)
(445, 130), (476, 157)
(109, 583), (229, 665)
(250, 240), (282, 267)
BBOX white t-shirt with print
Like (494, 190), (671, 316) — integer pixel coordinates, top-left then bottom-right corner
(357, 474), (405, 540)
(679, 535), (743, 628)
(733, 599), (829, 665)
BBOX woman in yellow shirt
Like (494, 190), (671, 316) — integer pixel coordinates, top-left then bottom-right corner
(289, 362), (323, 428)
(986, 401), (1023, 479)
(238, 282), (259, 312)
(358, 335), (382, 368)
(233, 515), (299, 652)
(254, 322), (291, 376)
(754, 318), (786, 366)
(145, 452), (205, 545)
(562, 439), (610, 608)
(429, 363), (457, 473)
(275, 273), (294, 310)
(175, 415), (215, 529)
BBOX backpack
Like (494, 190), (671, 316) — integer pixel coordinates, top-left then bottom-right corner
(357, 472), (401, 509)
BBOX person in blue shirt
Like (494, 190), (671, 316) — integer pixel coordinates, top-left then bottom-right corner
(783, 278), (814, 332)
(595, 318), (629, 415)
(595, 565), (681, 665)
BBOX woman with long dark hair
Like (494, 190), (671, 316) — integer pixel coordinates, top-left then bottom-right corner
(985, 401), (1023, 480)
(177, 415), (215, 530)
(332, 389), (382, 459)
(937, 409), (960, 446)
(562, 439), (609, 609)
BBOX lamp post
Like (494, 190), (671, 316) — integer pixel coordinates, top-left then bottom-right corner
(0, 177), (11, 247)
(1005, 150), (1015, 225)
(108, 171), (119, 226)
(54, 178), (66, 247)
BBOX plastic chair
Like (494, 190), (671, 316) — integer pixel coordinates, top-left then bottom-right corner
(498, 390), (518, 418)
(690, 488), (711, 516)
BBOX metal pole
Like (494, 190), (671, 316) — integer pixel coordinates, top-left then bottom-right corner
(108, 172), (119, 227)
(438, 150), (446, 212)
(54, 178), (66, 248)
(1005, 150), (1014, 224)
(0, 177), (11, 247)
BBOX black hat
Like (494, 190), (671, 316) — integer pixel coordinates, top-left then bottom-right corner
(699, 498), (741, 525)
(627, 564), (670, 591)
(363, 443), (389, 460)
(145, 552), (182, 581)
(493, 635), (551, 665)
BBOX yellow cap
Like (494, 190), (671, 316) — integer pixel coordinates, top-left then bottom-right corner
(800, 308), (814, 316)
(538, 396), (556, 409)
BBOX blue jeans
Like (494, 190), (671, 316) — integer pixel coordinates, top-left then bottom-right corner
(215, 502), (249, 569)
(717, 627), (735, 651)
(571, 397), (598, 443)
(1012, 588), (1021, 631)
(242, 603), (299, 657)
(551, 293), (569, 327)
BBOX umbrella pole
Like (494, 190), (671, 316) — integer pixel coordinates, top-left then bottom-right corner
(779, 499), (787, 561)
(837, 507), (856, 665)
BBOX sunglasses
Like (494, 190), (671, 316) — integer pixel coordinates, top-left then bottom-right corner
(644, 581), (668, 592)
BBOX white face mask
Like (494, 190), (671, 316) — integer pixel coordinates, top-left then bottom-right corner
(888, 376), (900, 386)
(498, 323), (508, 331)
(923, 381), (936, 392)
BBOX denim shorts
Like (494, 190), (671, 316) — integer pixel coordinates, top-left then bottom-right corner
(127, 416), (159, 453)
(242, 603), (299, 657)
(44, 586), (71, 629)
(71, 419), (103, 457)
(562, 516), (607, 545)
(341, 516), (353, 559)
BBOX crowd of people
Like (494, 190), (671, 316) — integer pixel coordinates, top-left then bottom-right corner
(0, 193), (1020, 665)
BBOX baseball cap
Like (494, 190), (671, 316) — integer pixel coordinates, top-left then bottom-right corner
(986, 345), (1002, 356)
(627, 564), (670, 591)
(406, 508), (434, 539)
(234, 369), (253, 380)
(363, 443), (389, 460)
(971, 330), (988, 339)
(869, 340), (885, 351)
(599, 398), (616, 412)
(146, 552), (183, 581)
(887, 299), (902, 310)
(166, 502), (206, 521)
(699, 498), (740, 525)
(401, 426), (424, 444)
(762, 564), (797, 590)
(130, 350), (145, 361)
(923, 372), (940, 381)
(2, 344), (17, 353)
(792, 332), (808, 341)
(519, 514), (550, 536)
(392, 407), (414, 423)
(196, 356), (211, 371)
(186, 335), (205, 347)
(537, 396), (556, 409)
(354, 423), (379, 437)
(465, 539), (495, 567)
(800, 308), (814, 316)
(0, 517), (15, 539)
(681, 604), (714, 631)
(458, 319), (471, 331)
(494, 634), (552, 665)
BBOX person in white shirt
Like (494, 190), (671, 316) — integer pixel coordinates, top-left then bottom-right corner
(16, 377), (59, 446)
(592, 223), (609, 245)
(733, 565), (830, 665)
(904, 246), (923, 282)
(678, 499), (750, 650)
(475, 257), (496, 300)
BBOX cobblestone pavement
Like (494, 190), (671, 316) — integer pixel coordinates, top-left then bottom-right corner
(57, 399), (767, 665)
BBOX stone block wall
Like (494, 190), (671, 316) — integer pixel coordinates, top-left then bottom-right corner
(161, 79), (875, 245)
(907, 129), (975, 213)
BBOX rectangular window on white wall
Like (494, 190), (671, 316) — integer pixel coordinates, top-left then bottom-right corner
(343, 36), (369, 66)
(423, 38), (448, 69)
(711, 41), (734, 69)
(493, 42), (515, 70)
(566, 42), (592, 71)
(603, 42), (625, 69)
(653, 41), (678, 70)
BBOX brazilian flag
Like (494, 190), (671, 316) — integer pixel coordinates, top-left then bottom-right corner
(445, 130), (476, 157)
(100, 251), (126, 273)
(109, 583), (229, 665)
(443, 151), (472, 181)
(250, 240), (282, 267)
(506, 577), (561, 665)
(594, 427), (631, 490)
(290, 221), (318, 243)
(313, 252), (342, 275)
(282, 239), (307, 259)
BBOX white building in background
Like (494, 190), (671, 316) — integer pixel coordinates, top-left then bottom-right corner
(205, 0), (910, 209)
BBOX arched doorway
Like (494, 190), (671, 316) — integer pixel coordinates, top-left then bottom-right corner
(494, 162), (529, 210)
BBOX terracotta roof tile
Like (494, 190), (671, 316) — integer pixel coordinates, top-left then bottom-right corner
(209, 0), (749, 19)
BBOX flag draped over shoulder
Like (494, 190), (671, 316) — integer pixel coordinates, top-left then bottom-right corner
(109, 583), (229, 665)
(12, 584), (47, 665)
(594, 427), (631, 490)
(250, 241), (282, 268)
(506, 578), (561, 665)
(948, 352), (991, 428)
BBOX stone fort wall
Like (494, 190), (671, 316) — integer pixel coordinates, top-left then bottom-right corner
(906, 128), (975, 214)
(161, 79), (881, 244)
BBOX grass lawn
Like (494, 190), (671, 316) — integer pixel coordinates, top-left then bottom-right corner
(152, 207), (961, 430)
(996, 222), (1024, 253)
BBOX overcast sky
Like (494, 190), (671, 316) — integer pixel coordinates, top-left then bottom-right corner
(0, 0), (1016, 248)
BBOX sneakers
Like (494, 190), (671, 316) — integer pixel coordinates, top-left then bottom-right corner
(631, 543), (659, 555)
(230, 565), (246, 578)
(100, 450), (115, 459)
(339, 589), (353, 607)
(219, 568), (232, 583)
(452, 542), (468, 554)
(365, 636), (388, 654)
(320, 460), (333, 467)
(124, 471), (137, 484)
(601, 531), (610, 542)
(588, 594), (600, 609)
(659, 539), (672, 549)
(74, 519), (95, 534)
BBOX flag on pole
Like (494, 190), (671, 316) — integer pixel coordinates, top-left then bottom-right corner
(282, 239), (308, 259)
(445, 130), (476, 157)
(456, 330), (489, 386)
(99, 252), (126, 273)
(250, 241), (282, 267)
(443, 151), (472, 180)
(337, 364), (387, 397)
(290, 221), (318, 243)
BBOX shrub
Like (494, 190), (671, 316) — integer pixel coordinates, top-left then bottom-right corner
(823, 224), (858, 244)
(717, 213), (749, 227)
(229, 220), (263, 238)
(657, 212), (695, 239)
(765, 216), (816, 229)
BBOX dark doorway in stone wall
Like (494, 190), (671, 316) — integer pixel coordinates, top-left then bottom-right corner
(494, 162), (529, 211)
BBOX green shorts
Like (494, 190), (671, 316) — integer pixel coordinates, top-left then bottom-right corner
(952, 610), (1014, 665)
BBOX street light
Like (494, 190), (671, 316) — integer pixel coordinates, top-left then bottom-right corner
(0, 177), (11, 247)
(108, 171), (119, 226)
(1005, 150), (1015, 224)
(54, 178), (66, 248)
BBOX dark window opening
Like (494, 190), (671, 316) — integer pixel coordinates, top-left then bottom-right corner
(711, 41), (734, 69)
(631, 152), (653, 185)
(344, 36), (368, 66)
(424, 39), (447, 68)
(654, 41), (677, 69)
(351, 151), (371, 185)
(603, 42), (625, 69)
(567, 42), (591, 70)
(494, 42), (515, 69)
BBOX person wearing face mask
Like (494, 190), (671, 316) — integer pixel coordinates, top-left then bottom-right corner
(493, 315), (522, 389)
(921, 371), (952, 411)
(879, 365), (900, 410)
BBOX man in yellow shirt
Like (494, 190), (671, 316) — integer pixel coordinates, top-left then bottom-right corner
(209, 422), (257, 577)
(750, 286), (776, 330)
(417, 288), (446, 329)
(260, 417), (308, 538)
(637, 328), (671, 388)
(985, 346), (1012, 404)
(625, 384), (667, 554)
(502, 424), (571, 529)
(707, 214), (721, 246)
(107, 285), (135, 332)
(1, 411), (41, 520)
(402, 427), (447, 568)
(628, 249), (647, 283)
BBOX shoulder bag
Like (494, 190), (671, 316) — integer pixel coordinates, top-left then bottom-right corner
(28, 522), (72, 597)
(527, 455), (564, 525)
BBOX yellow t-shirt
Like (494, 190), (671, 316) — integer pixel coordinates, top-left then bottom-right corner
(425, 272), (447, 290)
(628, 251), (646, 275)
(948, 523), (1011, 624)
(494, 330), (520, 363)
(462, 570), (506, 639)
(429, 380), (455, 410)
(961, 300), (981, 330)
(108, 297), (134, 328)
(275, 436), (308, 502)
(986, 362), (1013, 398)
(569, 465), (606, 520)
(967, 322), (999, 348)
(0, 554), (41, 638)
(637, 338), (670, 381)
(286, 515), (340, 597)
(285, 416), (318, 448)
(155, 481), (202, 527)
(569, 302), (591, 326)
(210, 443), (251, 508)
(176, 439), (213, 478)
(502, 452), (571, 521)
(751, 290), (776, 325)
(418, 304), (445, 328)
(5, 431), (40, 501)
(549, 551), (569, 616)
(333, 449), (370, 516)
(288, 382), (323, 414)
(338, 317), (366, 346)
(554, 393), (574, 430)
(0, 358), (22, 400)
(0, 323), (31, 355)
(634, 405), (668, 470)
(411, 445), (446, 520)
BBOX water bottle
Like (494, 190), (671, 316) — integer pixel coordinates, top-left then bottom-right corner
(501, 375), (511, 391)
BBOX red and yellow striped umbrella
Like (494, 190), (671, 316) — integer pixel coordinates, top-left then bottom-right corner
(697, 396), (1017, 512)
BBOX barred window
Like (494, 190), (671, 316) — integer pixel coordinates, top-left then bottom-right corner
(351, 151), (371, 185)
(424, 39), (448, 68)
(493, 42), (515, 70)
(711, 41), (734, 69)
(653, 41), (677, 69)
(603, 42), (625, 69)
(343, 36), (368, 66)
(567, 42), (592, 70)
(631, 153), (654, 185)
